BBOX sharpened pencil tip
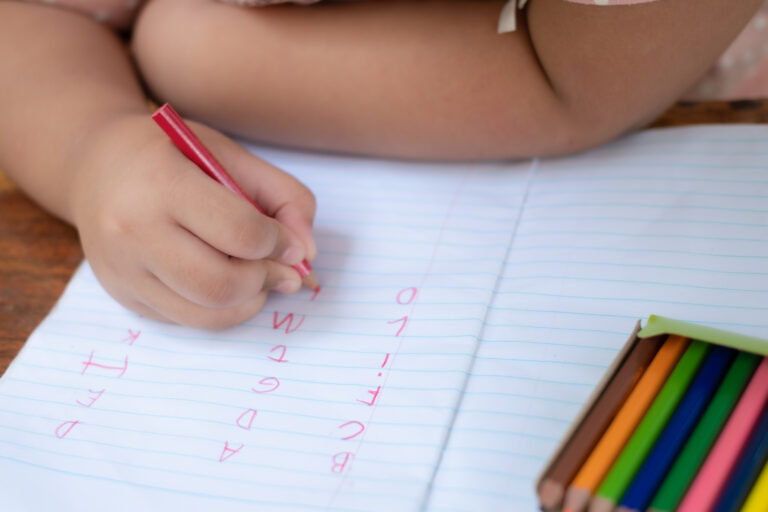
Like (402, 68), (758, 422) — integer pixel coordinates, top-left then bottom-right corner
(302, 272), (320, 294)
(588, 496), (616, 512)
(538, 478), (565, 510)
(562, 486), (592, 512)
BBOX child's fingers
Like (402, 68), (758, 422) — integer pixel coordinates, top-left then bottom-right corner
(143, 224), (301, 309)
(169, 167), (307, 266)
(138, 271), (273, 331)
(125, 299), (174, 325)
(214, 140), (318, 260)
(94, 282), (175, 325)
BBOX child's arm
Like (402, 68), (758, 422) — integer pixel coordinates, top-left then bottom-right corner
(0, 2), (317, 329)
(133, 0), (762, 160)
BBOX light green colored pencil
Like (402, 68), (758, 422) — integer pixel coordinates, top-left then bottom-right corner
(589, 340), (710, 510)
(647, 350), (759, 512)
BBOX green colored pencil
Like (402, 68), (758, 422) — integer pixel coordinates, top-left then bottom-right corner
(647, 351), (760, 512)
(592, 340), (710, 508)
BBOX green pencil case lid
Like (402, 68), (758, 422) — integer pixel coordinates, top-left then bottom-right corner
(639, 315), (768, 356)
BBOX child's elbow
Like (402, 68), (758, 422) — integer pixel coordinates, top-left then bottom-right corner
(131, 0), (657, 161)
(531, 98), (662, 159)
(482, 94), (656, 161)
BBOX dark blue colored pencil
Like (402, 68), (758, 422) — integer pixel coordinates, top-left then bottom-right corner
(712, 398), (768, 512)
(618, 345), (736, 512)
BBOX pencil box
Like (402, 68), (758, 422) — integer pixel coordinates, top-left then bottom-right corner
(535, 315), (768, 512)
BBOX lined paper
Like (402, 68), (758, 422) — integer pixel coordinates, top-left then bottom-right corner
(426, 125), (768, 511)
(0, 148), (530, 511)
(1, 125), (768, 511)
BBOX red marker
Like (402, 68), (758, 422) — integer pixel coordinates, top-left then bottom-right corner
(152, 103), (319, 292)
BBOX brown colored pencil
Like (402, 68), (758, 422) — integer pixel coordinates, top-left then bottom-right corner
(537, 335), (664, 510)
(563, 334), (690, 512)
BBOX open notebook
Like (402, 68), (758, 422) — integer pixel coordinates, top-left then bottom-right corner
(2, 125), (768, 511)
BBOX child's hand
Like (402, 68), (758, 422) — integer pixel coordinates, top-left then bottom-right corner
(69, 114), (317, 329)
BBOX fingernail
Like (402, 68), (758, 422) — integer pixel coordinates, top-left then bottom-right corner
(275, 279), (300, 294)
(281, 245), (304, 265)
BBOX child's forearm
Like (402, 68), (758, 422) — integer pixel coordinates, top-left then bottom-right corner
(0, 2), (148, 223)
(133, 0), (761, 160)
(134, 0), (562, 160)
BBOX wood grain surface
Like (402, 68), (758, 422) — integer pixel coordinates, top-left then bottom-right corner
(0, 190), (82, 375)
(1, 99), (767, 376)
(651, 99), (768, 127)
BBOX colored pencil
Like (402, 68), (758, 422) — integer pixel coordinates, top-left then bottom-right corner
(648, 351), (759, 512)
(713, 397), (768, 512)
(678, 357), (768, 512)
(589, 340), (710, 512)
(616, 345), (735, 512)
(562, 335), (689, 512)
(741, 459), (768, 512)
(536, 334), (665, 510)
(151, 103), (320, 291)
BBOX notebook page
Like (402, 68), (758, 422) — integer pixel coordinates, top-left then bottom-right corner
(426, 125), (768, 511)
(0, 148), (532, 511)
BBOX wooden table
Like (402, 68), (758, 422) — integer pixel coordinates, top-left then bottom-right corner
(0, 174), (83, 375)
(2, 99), (768, 376)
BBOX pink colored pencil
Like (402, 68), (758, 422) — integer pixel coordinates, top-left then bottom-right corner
(677, 356), (768, 512)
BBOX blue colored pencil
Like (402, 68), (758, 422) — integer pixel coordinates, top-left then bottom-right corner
(617, 345), (735, 512)
(712, 398), (768, 511)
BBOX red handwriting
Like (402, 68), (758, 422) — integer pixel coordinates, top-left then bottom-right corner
(81, 351), (128, 378)
(378, 353), (390, 377)
(327, 288), (416, 501)
(252, 377), (280, 394)
(338, 421), (365, 441)
(396, 287), (418, 305)
(121, 329), (141, 346)
(387, 316), (408, 337)
(356, 386), (382, 407)
(268, 345), (289, 363)
(331, 452), (354, 474)
(310, 287), (321, 301)
(75, 388), (105, 408)
(219, 441), (243, 462)
(272, 311), (305, 334)
(236, 409), (258, 430)
(55, 420), (80, 439)
(60, 331), (140, 446)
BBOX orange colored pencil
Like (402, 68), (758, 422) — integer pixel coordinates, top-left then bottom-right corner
(537, 333), (664, 510)
(561, 334), (689, 512)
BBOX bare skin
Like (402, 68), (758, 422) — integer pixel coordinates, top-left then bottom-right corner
(0, 0), (762, 328)
(0, 1), (317, 329)
(133, 0), (763, 159)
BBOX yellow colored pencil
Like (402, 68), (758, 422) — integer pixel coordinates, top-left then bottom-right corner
(740, 459), (768, 512)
